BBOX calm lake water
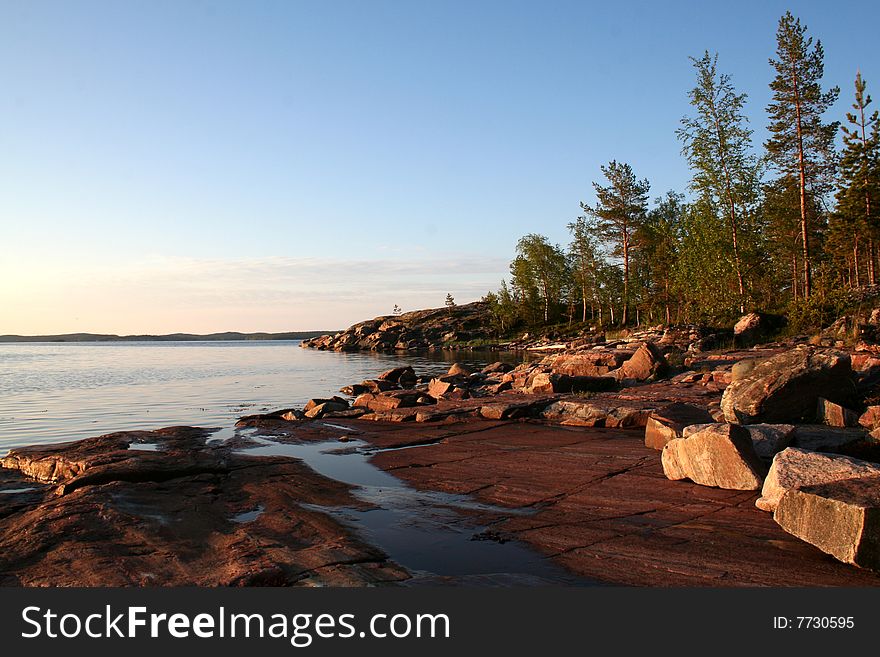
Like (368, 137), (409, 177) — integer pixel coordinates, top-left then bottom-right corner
(0, 341), (521, 454)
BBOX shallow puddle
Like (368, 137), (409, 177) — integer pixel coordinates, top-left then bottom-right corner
(128, 442), (161, 451)
(236, 435), (588, 585)
(231, 505), (265, 523)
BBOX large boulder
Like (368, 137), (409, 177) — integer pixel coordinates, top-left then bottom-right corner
(733, 312), (786, 346)
(527, 372), (616, 395)
(644, 403), (714, 450)
(720, 346), (855, 424)
(427, 377), (470, 400)
(756, 447), (880, 512)
(447, 363), (472, 377)
(616, 342), (668, 382)
(304, 398), (350, 419)
(684, 423), (796, 461)
(353, 390), (425, 412)
(544, 352), (628, 377)
(774, 475), (880, 570)
(789, 425), (868, 453)
(378, 366), (417, 386)
(481, 362), (513, 375)
(859, 406), (880, 430)
(661, 424), (767, 490)
(360, 379), (400, 393)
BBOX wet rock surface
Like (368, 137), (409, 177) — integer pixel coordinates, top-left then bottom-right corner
(0, 426), (408, 586)
(359, 420), (880, 585)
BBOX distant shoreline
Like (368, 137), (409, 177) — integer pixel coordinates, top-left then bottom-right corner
(0, 331), (334, 343)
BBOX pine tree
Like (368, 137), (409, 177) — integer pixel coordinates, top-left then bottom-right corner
(765, 11), (839, 299)
(678, 51), (761, 313)
(581, 161), (650, 325)
(836, 72), (880, 286)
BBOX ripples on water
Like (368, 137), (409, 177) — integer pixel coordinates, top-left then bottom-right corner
(0, 341), (524, 453)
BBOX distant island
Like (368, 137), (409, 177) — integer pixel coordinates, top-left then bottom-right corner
(0, 331), (335, 343)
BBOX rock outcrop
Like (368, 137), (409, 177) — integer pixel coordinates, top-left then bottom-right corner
(301, 302), (493, 352)
(733, 312), (786, 346)
(720, 346), (856, 424)
(0, 427), (408, 586)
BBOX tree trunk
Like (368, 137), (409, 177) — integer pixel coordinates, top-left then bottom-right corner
(860, 101), (875, 286)
(870, 239), (877, 286)
(622, 228), (629, 326)
(712, 110), (747, 313)
(791, 59), (812, 298)
(855, 237), (862, 287)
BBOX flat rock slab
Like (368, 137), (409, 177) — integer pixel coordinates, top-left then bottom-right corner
(353, 420), (880, 586)
(0, 427), (408, 586)
(774, 475), (880, 570)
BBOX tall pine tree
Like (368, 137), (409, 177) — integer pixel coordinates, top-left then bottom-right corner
(765, 11), (839, 299)
(836, 72), (880, 286)
(581, 161), (650, 325)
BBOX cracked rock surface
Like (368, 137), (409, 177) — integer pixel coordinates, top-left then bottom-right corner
(357, 419), (880, 586)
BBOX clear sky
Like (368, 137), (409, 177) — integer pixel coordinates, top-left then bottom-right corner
(1, 0), (877, 334)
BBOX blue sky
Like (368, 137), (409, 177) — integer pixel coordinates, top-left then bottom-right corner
(1, 0), (877, 333)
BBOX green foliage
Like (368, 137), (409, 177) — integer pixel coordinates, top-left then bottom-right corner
(677, 51), (763, 311)
(785, 270), (852, 333)
(766, 11), (839, 189)
(509, 234), (569, 325)
(480, 12), (873, 334)
(672, 198), (741, 323)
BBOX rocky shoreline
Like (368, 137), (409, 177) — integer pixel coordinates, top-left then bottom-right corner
(5, 314), (880, 585)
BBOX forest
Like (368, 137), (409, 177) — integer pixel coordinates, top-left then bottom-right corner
(483, 11), (879, 336)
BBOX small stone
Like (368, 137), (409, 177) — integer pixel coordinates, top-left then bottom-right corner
(817, 397), (860, 428)
(447, 363), (472, 377)
(859, 406), (880, 430)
